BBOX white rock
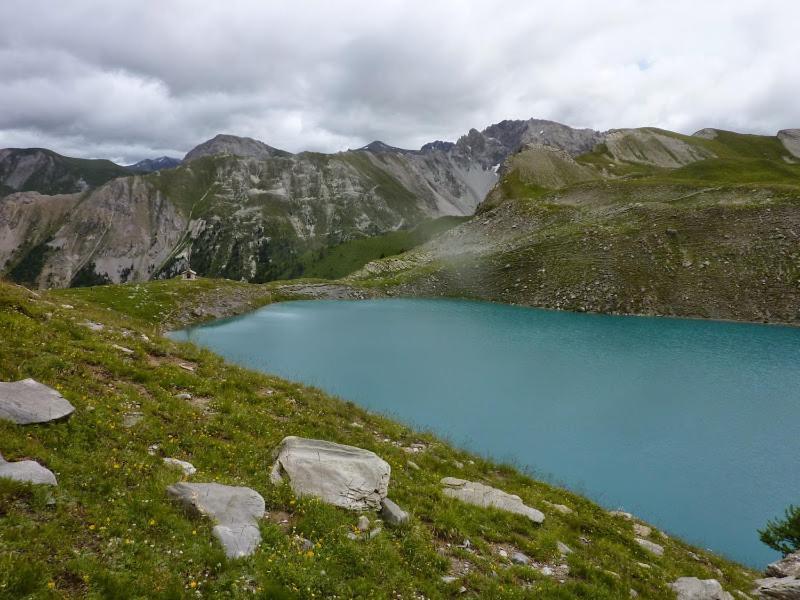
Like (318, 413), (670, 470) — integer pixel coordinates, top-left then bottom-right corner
(440, 477), (544, 523)
(167, 482), (265, 558)
(0, 379), (75, 424)
(766, 551), (800, 579)
(609, 510), (633, 520)
(357, 515), (370, 532)
(0, 452), (57, 485)
(270, 436), (390, 511)
(635, 537), (664, 556)
(163, 458), (197, 476)
(633, 523), (652, 537)
(112, 344), (134, 355)
(670, 577), (734, 600)
(380, 498), (409, 526)
(557, 541), (573, 555)
(511, 552), (530, 565)
(543, 500), (573, 514)
(754, 576), (800, 599)
(82, 321), (104, 332)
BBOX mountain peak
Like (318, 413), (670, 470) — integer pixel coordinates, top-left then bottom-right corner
(184, 134), (291, 162)
(125, 156), (182, 173)
(359, 140), (414, 153)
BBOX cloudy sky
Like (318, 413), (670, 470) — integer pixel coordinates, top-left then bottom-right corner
(1, 0), (798, 163)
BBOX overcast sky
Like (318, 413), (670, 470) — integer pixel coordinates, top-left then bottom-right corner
(1, 0), (798, 163)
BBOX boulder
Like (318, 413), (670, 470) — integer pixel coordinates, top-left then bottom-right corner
(163, 458), (197, 477)
(0, 452), (57, 485)
(0, 379), (75, 424)
(380, 498), (409, 526)
(635, 537), (664, 556)
(557, 541), (573, 555)
(670, 577), (734, 600)
(269, 436), (390, 511)
(167, 482), (265, 558)
(754, 577), (800, 599)
(634, 523), (652, 537)
(766, 552), (800, 579)
(440, 477), (544, 523)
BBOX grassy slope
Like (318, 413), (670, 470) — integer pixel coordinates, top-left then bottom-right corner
(0, 278), (758, 599)
(355, 132), (800, 324)
(300, 217), (468, 280)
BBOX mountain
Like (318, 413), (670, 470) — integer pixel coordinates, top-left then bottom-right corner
(183, 133), (293, 162)
(0, 148), (130, 197)
(3, 119), (799, 306)
(125, 156), (182, 173)
(350, 127), (800, 325)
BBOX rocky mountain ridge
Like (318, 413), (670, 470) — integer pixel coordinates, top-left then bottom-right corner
(2, 120), (798, 294)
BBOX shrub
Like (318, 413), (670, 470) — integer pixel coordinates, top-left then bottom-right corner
(759, 504), (800, 556)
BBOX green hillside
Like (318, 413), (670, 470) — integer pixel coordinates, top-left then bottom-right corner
(0, 278), (759, 598)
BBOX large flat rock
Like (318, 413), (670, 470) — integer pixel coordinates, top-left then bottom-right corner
(669, 577), (733, 599)
(0, 379), (75, 424)
(440, 477), (544, 523)
(0, 452), (57, 485)
(168, 482), (265, 558)
(270, 436), (390, 511)
(767, 552), (800, 579)
(754, 576), (800, 599)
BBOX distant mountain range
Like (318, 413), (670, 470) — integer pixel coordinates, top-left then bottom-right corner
(124, 156), (182, 173)
(1, 119), (799, 325)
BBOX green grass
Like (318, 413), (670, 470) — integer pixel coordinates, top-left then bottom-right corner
(300, 217), (468, 279)
(0, 278), (760, 598)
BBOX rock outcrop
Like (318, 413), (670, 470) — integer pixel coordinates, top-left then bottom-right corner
(0, 378), (75, 424)
(167, 482), (265, 558)
(440, 477), (544, 523)
(0, 452), (57, 485)
(670, 577), (734, 600)
(778, 130), (800, 159)
(270, 436), (391, 511)
(755, 551), (800, 599)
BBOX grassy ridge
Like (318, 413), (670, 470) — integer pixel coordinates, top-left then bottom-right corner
(0, 278), (759, 598)
(300, 217), (468, 279)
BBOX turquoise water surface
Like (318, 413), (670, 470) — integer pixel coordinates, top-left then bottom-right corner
(170, 298), (800, 567)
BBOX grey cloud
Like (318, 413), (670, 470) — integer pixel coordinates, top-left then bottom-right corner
(0, 0), (798, 163)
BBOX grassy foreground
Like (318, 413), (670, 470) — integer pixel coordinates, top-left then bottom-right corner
(0, 278), (758, 598)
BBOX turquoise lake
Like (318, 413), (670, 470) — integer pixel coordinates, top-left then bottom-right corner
(170, 298), (800, 567)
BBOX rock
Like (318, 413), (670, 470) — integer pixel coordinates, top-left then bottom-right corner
(357, 515), (370, 532)
(633, 523), (652, 537)
(440, 477), (544, 523)
(557, 541), (573, 555)
(766, 552), (800, 579)
(407, 460), (421, 471)
(175, 392), (193, 400)
(498, 549), (508, 558)
(635, 537), (664, 556)
(442, 576), (458, 584)
(163, 458), (197, 476)
(167, 482), (265, 558)
(630, 589), (639, 598)
(122, 412), (143, 428)
(380, 498), (409, 526)
(609, 510), (633, 520)
(0, 379), (75, 424)
(82, 320), (104, 331)
(543, 500), (573, 514)
(269, 436), (390, 511)
(670, 578), (733, 600)
(754, 577), (800, 599)
(511, 552), (530, 565)
(112, 344), (134, 355)
(0, 452), (57, 485)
